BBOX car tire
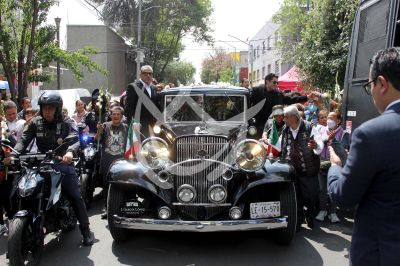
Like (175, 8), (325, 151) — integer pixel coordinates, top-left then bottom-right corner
(107, 184), (129, 242)
(274, 182), (297, 245)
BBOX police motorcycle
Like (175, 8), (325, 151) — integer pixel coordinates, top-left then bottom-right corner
(5, 137), (78, 266)
(77, 123), (102, 209)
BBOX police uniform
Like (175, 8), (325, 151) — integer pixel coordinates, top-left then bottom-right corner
(14, 115), (90, 229)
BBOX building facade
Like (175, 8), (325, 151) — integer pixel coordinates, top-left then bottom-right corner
(45, 25), (135, 96)
(248, 21), (291, 87)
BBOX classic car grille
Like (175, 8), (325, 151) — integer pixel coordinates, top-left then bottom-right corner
(176, 136), (230, 162)
(174, 136), (231, 219)
(174, 160), (228, 203)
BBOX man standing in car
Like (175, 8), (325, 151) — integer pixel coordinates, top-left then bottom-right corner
(124, 65), (159, 140)
(250, 73), (310, 138)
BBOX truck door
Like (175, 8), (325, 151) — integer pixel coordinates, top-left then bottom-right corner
(342, 0), (400, 133)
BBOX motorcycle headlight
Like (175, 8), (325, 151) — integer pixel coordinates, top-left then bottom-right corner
(18, 174), (37, 197)
(235, 139), (266, 171)
(84, 145), (97, 161)
(139, 137), (170, 170)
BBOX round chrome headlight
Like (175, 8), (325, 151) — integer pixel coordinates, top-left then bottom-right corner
(139, 137), (169, 169)
(177, 184), (196, 203)
(235, 139), (266, 171)
(208, 184), (227, 203)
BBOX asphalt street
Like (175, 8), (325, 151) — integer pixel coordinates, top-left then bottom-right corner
(0, 192), (353, 266)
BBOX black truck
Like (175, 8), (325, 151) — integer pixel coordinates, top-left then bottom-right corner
(342, 0), (400, 133)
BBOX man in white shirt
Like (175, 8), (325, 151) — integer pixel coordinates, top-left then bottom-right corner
(3, 100), (25, 145)
(279, 105), (323, 230)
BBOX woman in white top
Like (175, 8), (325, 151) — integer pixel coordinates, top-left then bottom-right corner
(71, 99), (87, 124)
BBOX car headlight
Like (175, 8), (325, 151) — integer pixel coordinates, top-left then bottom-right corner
(18, 174), (38, 197)
(139, 137), (170, 169)
(235, 139), (266, 171)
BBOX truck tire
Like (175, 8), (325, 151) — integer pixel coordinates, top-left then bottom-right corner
(107, 184), (129, 242)
(274, 182), (297, 245)
(8, 217), (43, 266)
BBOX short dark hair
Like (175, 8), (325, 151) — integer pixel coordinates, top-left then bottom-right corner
(265, 73), (278, 82)
(370, 47), (400, 91)
(21, 97), (30, 104)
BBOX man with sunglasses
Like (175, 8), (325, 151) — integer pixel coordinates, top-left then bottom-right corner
(328, 47), (400, 266)
(124, 65), (159, 139)
(250, 73), (310, 139)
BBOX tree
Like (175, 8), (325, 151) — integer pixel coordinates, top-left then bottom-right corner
(85, 0), (214, 82)
(163, 60), (195, 85)
(273, 0), (358, 93)
(0, 0), (105, 104)
(200, 48), (232, 84)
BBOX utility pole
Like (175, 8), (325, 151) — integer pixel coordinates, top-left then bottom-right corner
(228, 34), (253, 88)
(136, 0), (143, 80)
(55, 17), (61, 90)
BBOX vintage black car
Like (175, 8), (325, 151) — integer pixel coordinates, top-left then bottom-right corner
(107, 85), (297, 244)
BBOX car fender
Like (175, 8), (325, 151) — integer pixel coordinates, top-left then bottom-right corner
(233, 159), (295, 205)
(107, 159), (172, 204)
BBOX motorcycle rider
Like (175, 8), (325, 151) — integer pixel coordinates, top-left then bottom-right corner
(9, 91), (94, 246)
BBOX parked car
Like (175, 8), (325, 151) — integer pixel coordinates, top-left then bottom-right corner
(106, 85), (297, 244)
(31, 88), (91, 115)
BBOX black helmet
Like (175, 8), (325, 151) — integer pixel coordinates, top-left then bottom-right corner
(38, 91), (63, 108)
(92, 88), (100, 101)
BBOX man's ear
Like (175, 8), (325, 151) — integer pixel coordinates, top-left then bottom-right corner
(377, 75), (389, 95)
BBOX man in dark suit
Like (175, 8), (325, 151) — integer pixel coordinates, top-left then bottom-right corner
(328, 47), (400, 266)
(124, 65), (160, 139)
(250, 73), (310, 139)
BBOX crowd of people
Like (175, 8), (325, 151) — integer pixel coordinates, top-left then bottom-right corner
(0, 47), (400, 265)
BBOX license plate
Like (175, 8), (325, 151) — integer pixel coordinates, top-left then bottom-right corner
(250, 202), (281, 219)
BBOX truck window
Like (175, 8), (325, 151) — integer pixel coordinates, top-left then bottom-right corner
(353, 0), (391, 79)
(395, 2), (400, 46)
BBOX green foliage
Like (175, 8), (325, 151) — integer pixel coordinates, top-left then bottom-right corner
(86, 0), (214, 81)
(273, 0), (358, 93)
(0, 0), (105, 104)
(163, 60), (195, 85)
(200, 48), (233, 84)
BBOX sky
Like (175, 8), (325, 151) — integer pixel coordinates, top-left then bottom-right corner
(48, 0), (282, 82)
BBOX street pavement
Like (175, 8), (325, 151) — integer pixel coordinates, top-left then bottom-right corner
(0, 192), (353, 266)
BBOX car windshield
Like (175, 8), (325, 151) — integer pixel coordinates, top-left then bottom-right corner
(165, 94), (245, 122)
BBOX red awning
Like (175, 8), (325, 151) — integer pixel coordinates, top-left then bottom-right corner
(278, 66), (303, 91)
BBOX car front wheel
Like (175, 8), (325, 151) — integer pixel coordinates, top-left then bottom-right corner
(107, 184), (129, 242)
(274, 182), (297, 245)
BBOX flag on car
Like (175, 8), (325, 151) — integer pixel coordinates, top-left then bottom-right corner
(268, 118), (281, 155)
(124, 121), (141, 160)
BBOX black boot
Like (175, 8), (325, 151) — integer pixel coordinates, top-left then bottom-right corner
(305, 210), (314, 229)
(80, 226), (94, 246)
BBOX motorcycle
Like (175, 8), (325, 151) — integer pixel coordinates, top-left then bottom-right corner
(77, 123), (102, 209)
(5, 138), (78, 266)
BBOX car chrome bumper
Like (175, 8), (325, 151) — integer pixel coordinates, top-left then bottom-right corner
(113, 215), (288, 232)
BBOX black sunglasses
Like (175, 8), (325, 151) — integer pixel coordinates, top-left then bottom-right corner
(141, 72), (153, 76)
(362, 78), (377, 96)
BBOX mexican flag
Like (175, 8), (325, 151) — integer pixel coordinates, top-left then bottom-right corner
(124, 121), (141, 160)
(268, 118), (281, 155)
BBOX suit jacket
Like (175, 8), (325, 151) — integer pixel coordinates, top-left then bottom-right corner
(250, 86), (307, 131)
(124, 79), (159, 138)
(328, 101), (400, 266)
